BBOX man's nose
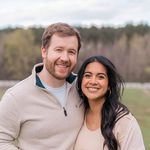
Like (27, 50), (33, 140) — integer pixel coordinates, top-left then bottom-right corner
(60, 51), (69, 61)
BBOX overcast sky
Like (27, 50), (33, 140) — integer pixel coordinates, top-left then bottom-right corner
(0, 0), (150, 28)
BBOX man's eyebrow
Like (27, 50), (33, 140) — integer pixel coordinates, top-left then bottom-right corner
(54, 46), (63, 49)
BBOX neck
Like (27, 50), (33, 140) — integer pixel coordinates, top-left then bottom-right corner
(88, 98), (105, 115)
(38, 66), (65, 88)
(86, 98), (105, 130)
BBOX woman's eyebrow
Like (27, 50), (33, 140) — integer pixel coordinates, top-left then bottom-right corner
(97, 73), (107, 77)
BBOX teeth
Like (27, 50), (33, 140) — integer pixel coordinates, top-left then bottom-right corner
(57, 64), (68, 68)
(87, 87), (99, 92)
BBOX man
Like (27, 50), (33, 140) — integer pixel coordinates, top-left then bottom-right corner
(0, 23), (84, 150)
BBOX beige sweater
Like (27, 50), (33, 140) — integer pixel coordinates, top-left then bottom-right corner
(0, 64), (84, 150)
(74, 113), (145, 150)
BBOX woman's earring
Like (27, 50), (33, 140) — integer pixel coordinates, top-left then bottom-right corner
(108, 89), (111, 97)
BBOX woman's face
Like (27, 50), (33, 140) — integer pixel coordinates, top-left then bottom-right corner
(81, 61), (109, 102)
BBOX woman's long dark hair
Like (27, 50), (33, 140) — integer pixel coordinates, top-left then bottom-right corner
(77, 56), (129, 150)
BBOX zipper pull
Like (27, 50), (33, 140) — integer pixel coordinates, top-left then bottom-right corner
(63, 107), (67, 116)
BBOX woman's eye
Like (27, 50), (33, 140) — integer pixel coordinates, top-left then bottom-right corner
(84, 74), (91, 78)
(98, 75), (105, 79)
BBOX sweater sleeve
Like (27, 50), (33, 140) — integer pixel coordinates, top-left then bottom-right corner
(0, 92), (20, 150)
(115, 114), (145, 150)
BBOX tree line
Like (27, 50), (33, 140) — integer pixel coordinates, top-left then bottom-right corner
(0, 24), (150, 82)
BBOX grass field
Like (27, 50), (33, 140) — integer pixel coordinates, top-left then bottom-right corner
(123, 88), (150, 150)
(0, 88), (7, 98)
(0, 87), (150, 149)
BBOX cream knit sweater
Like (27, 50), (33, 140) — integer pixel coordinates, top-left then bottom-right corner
(0, 64), (84, 150)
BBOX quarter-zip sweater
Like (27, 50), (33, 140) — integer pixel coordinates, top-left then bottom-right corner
(0, 63), (84, 150)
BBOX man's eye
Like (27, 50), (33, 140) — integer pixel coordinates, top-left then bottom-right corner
(69, 50), (76, 55)
(55, 49), (62, 52)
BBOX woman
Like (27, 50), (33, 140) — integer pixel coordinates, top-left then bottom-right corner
(74, 56), (145, 150)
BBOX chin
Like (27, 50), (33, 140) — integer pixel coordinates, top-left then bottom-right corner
(56, 75), (68, 80)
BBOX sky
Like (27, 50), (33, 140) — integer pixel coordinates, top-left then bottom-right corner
(0, 0), (150, 29)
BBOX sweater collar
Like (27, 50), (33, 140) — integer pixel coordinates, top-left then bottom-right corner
(32, 63), (77, 88)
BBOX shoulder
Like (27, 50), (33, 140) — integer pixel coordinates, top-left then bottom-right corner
(117, 113), (136, 126)
(2, 75), (34, 102)
(114, 113), (145, 149)
(114, 113), (139, 134)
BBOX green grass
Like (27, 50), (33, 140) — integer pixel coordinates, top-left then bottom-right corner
(0, 87), (150, 149)
(0, 88), (6, 98)
(123, 88), (150, 150)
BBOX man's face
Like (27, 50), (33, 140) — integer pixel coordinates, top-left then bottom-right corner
(42, 34), (78, 80)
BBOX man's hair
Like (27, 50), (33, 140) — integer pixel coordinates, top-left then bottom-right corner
(42, 22), (81, 51)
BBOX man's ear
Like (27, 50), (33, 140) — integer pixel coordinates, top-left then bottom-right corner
(41, 47), (47, 59)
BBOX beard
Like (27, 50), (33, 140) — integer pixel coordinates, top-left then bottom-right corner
(45, 56), (75, 80)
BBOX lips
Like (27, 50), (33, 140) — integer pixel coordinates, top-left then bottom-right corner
(55, 63), (70, 74)
(56, 61), (70, 67)
(57, 64), (69, 68)
(87, 87), (99, 92)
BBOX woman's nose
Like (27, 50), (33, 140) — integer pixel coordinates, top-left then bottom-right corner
(89, 76), (98, 84)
